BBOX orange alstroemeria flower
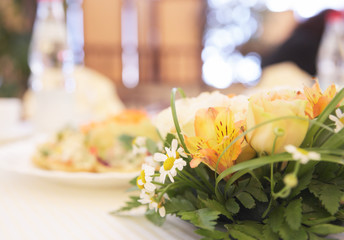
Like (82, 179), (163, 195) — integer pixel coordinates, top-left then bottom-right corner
(184, 107), (244, 175)
(304, 81), (337, 119)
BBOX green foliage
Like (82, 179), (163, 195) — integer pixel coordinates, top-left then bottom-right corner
(201, 198), (233, 220)
(308, 224), (344, 235)
(145, 209), (165, 226)
(178, 209), (220, 231)
(112, 196), (141, 213)
(268, 205), (285, 233)
(262, 224), (280, 240)
(309, 181), (343, 215)
(225, 198), (240, 214)
(244, 179), (268, 203)
(285, 198), (302, 230)
(194, 229), (228, 240)
(278, 224), (308, 240)
(164, 133), (175, 148)
(227, 221), (265, 240)
(164, 196), (195, 213)
(236, 192), (256, 209)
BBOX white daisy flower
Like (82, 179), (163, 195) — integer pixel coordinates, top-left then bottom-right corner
(138, 189), (153, 204)
(329, 108), (344, 133)
(153, 139), (187, 183)
(132, 136), (147, 155)
(285, 145), (321, 164)
(138, 190), (166, 217)
(150, 201), (166, 217)
(137, 164), (156, 192)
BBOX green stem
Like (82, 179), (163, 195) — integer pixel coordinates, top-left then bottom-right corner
(170, 88), (191, 158)
(178, 170), (209, 193)
(194, 167), (215, 192)
(157, 182), (183, 201)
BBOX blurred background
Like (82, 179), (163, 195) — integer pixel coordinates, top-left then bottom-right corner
(1, 0), (344, 109)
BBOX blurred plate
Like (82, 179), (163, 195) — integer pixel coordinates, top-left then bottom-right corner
(0, 136), (139, 188)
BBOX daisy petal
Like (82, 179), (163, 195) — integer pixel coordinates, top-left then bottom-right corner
(159, 207), (166, 217)
(171, 139), (178, 152)
(154, 153), (167, 162)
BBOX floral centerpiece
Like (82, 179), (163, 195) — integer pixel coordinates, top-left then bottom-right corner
(116, 82), (344, 240)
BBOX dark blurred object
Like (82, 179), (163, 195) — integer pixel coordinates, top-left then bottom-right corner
(0, 0), (36, 97)
(261, 10), (330, 76)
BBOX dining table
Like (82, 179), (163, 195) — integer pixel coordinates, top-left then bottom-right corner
(0, 133), (200, 240)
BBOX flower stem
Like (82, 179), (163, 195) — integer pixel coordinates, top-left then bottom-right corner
(170, 88), (191, 159)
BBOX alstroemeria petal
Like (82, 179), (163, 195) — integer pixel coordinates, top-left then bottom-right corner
(194, 108), (217, 140)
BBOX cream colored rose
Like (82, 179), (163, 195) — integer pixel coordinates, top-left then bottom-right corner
(246, 89), (309, 155)
(154, 92), (248, 138)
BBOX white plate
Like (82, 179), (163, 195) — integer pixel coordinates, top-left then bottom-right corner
(0, 136), (140, 187)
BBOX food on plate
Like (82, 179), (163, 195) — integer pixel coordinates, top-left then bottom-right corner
(32, 110), (159, 173)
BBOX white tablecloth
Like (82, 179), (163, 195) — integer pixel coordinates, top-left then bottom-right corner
(0, 168), (199, 240)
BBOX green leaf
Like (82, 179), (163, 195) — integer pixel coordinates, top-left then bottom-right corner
(178, 208), (220, 231)
(231, 221), (264, 240)
(194, 229), (228, 239)
(201, 198), (233, 220)
(225, 228), (256, 240)
(146, 138), (158, 155)
(145, 209), (165, 226)
(268, 205), (285, 233)
(315, 163), (339, 182)
(309, 182), (342, 215)
(285, 198), (302, 230)
(196, 164), (210, 181)
(112, 196), (141, 213)
(278, 223), (307, 240)
(308, 232), (335, 240)
(245, 187), (268, 203)
(216, 152), (291, 187)
(170, 88), (189, 154)
(236, 192), (256, 209)
(225, 198), (240, 214)
(308, 224), (344, 235)
(321, 123), (344, 149)
(184, 190), (198, 207)
(289, 166), (314, 199)
(263, 225), (279, 240)
(164, 197), (195, 214)
(302, 215), (336, 226)
(164, 133), (176, 148)
(129, 176), (139, 186)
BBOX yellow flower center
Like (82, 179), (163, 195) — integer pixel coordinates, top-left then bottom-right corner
(163, 156), (175, 171)
(297, 148), (308, 155)
(136, 170), (146, 189)
(340, 117), (344, 125)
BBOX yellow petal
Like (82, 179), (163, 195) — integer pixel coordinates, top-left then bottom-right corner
(184, 136), (207, 155)
(194, 108), (217, 140)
